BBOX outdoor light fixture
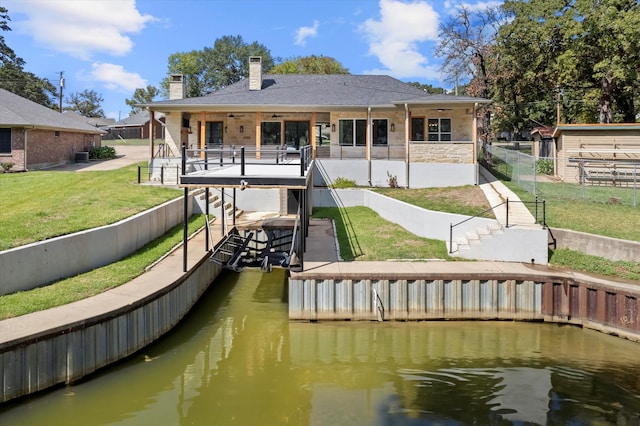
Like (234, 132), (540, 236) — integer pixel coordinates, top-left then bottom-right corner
(331, 123), (336, 132)
(225, 126), (228, 133)
(391, 123), (395, 132)
(240, 125), (244, 133)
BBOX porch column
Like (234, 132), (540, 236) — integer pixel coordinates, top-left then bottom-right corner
(473, 103), (478, 185)
(200, 112), (206, 159)
(404, 103), (409, 188)
(255, 112), (261, 159)
(149, 109), (155, 159)
(367, 107), (371, 185)
(311, 112), (317, 159)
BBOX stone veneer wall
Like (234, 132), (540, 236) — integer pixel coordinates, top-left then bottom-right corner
(410, 142), (474, 164)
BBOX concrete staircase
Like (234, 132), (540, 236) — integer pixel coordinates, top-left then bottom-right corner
(451, 222), (504, 253)
(192, 189), (244, 221)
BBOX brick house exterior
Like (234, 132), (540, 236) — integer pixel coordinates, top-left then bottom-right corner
(0, 89), (104, 171)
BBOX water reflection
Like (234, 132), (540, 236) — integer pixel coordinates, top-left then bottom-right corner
(1, 269), (640, 425)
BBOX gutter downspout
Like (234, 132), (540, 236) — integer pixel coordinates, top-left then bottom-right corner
(473, 102), (478, 185)
(367, 106), (372, 186)
(404, 103), (409, 188)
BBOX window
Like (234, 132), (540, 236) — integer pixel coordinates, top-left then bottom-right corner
(338, 119), (388, 146)
(205, 122), (223, 146)
(372, 119), (388, 146)
(411, 117), (425, 141)
(261, 122), (281, 145)
(427, 118), (451, 141)
(0, 128), (10, 154)
(284, 121), (309, 149)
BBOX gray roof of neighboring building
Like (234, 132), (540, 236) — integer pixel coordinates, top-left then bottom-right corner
(0, 88), (104, 133)
(112, 110), (164, 127)
(146, 74), (489, 111)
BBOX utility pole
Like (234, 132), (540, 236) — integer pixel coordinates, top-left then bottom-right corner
(556, 86), (563, 125)
(59, 71), (64, 113)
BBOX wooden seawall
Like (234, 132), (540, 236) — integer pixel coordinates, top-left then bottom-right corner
(289, 261), (640, 342)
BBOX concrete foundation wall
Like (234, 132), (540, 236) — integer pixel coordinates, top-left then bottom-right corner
(0, 196), (192, 296)
(314, 160), (475, 188)
(552, 228), (640, 262)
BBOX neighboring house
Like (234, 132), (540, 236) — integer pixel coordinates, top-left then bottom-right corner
(0, 89), (104, 171)
(62, 110), (115, 131)
(144, 57), (490, 188)
(552, 124), (640, 184)
(531, 126), (555, 158)
(104, 110), (165, 141)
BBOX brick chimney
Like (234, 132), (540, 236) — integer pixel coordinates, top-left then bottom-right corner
(249, 56), (262, 91)
(169, 74), (186, 99)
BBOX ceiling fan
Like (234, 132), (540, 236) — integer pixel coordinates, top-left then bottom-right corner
(228, 113), (244, 118)
(271, 113), (283, 119)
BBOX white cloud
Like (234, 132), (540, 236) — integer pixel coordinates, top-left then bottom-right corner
(295, 20), (320, 46)
(90, 63), (146, 92)
(7, 0), (155, 60)
(360, 0), (441, 79)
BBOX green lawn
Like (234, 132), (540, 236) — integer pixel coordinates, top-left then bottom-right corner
(0, 216), (205, 320)
(313, 206), (451, 261)
(0, 163), (180, 250)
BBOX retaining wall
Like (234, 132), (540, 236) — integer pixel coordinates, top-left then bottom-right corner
(0, 195), (192, 296)
(0, 231), (223, 404)
(289, 265), (640, 342)
(551, 228), (640, 262)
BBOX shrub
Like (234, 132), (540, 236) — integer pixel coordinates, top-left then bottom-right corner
(536, 159), (554, 175)
(89, 146), (117, 160)
(1, 162), (14, 173)
(387, 171), (398, 188)
(331, 177), (356, 188)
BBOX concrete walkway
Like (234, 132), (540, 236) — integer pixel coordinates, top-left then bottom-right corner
(478, 166), (539, 228)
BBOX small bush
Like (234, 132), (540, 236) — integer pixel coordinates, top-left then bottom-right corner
(89, 146), (117, 160)
(1, 162), (15, 173)
(536, 159), (554, 175)
(331, 177), (356, 188)
(387, 171), (398, 188)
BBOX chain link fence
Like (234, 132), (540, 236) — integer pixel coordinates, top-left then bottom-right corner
(485, 144), (639, 207)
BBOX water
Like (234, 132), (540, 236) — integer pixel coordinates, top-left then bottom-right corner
(2, 269), (640, 425)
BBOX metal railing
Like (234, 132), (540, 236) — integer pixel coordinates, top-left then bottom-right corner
(137, 165), (180, 185)
(182, 145), (314, 178)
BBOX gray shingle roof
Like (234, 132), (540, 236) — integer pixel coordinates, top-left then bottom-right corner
(0, 88), (104, 133)
(147, 74), (489, 110)
(112, 110), (164, 127)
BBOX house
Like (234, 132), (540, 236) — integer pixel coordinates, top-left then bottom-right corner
(63, 110), (115, 130)
(552, 124), (640, 184)
(0, 88), (104, 171)
(144, 57), (490, 188)
(104, 110), (164, 141)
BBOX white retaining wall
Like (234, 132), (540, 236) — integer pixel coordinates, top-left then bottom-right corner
(313, 188), (549, 263)
(314, 160), (476, 188)
(0, 196), (193, 296)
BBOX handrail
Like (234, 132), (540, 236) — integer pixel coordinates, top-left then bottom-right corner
(449, 198), (548, 254)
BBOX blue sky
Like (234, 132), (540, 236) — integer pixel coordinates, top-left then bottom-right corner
(4, 0), (497, 120)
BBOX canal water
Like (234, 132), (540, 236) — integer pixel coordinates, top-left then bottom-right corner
(2, 269), (640, 425)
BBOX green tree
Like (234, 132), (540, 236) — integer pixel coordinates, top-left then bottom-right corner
(161, 35), (275, 98)
(498, 0), (640, 124)
(0, 6), (56, 108)
(64, 89), (105, 117)
(125, 85), (160, 114)
(406, 82), (446, 95)
(269, 55), (349, 74)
